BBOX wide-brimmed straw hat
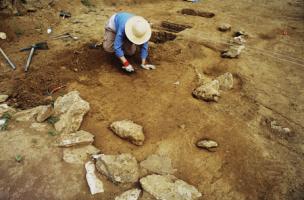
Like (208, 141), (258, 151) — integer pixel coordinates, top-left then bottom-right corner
(125, 16), (152, 45)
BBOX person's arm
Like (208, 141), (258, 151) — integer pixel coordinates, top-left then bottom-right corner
(140, 42), (156, 70)
(114, 30), (134, 72)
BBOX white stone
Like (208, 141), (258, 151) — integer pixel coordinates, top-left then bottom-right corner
(110, 120), (145, 145)
(196, 139), (218, 151)
(140, 154), (176, 175)
(95, 153), (139, 184)
(216, 72), (234, 90)
(218, 23), (231, 32)
(115, 189), (141, 200)
(0, 95), (8, 103)
(140, 175), (202, 200)
(0, 32), (7, 40)
(56, 130), (94, 147)
(63, 145), (100, 164)
(85, 161), (104, 195)
(193, 80), (220, 102)
(54, 91), (90, 134)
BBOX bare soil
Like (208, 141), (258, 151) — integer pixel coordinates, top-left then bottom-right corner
(0, 0), (304, 199)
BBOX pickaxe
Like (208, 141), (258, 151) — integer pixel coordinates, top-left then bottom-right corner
(20, 42), (49, 72)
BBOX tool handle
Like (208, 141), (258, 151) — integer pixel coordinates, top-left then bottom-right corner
(20, 47), (32, 52)
(25, 47), (35, 72)
(0, 47), (16, 70)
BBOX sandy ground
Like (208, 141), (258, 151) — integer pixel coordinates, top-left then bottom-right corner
(0, 0), (304, 199)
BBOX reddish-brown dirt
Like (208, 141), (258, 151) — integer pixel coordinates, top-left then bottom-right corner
(0, 0), (304, 200)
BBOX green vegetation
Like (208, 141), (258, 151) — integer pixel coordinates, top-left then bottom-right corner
(81, 0), (94, 7)
(48, 130), (58, 136)
(14, 28), (24, 37)
(46, 116), (59, 125)
(15, 155), (23, 162)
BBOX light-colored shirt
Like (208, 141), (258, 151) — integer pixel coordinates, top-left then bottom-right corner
(107, 12), (149, 59)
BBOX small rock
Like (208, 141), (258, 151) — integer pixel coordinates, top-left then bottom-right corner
(221, 45), (245, 58)
(14, 105), (53, 122)
(196, 139), (218, 151)
(270, 120), (292, 134)
(0, 104), (16, 116)
(140, 174), (202, 200)
(56, 130), (94, 147)
(85, 161), (104, 195)
(218, 23), (231, 32)
(193, 80), (220, 102)
(0, 95), (8, 103)
(179, 124), (186, 129)
(0, 32), (7, 40)
(54, 91), (90, 134)
(230, 36), (246, 45)
(63, 145), (100, 164)
(115, 189), (141, 200)
(95, 153), (139, 184)
(140, 154), (177, 175)
(110, 120), (145, 145)
(30, 123), (49, 132)
(234, 30), (249, 37)
(216, 72), (234, 90)
(173, 81), (180, 85)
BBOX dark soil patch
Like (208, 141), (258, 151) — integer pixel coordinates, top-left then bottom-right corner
(161, 21), (192, 33)
(181, 8), (215, 18)
(150, 31), (177, 44)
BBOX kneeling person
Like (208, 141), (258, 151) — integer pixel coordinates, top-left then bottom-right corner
(103, 12), (155, 72)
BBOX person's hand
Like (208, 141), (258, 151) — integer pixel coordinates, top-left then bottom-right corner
(122, 64), (134, 72)
(141, 64), (156, 70)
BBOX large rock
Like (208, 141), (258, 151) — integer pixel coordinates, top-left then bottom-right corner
(140, 154), (176, 175)
(115, 189), (141, 200)
(0, 94), (8, 103)
(95, 153), (139, 184)
(85, 161), (104, 195)
(54, 91), (90, 134)
(63, 145), (100, 164)
(110, 120), (145, 145)
(140, 175), (202, 200)
(193, 80), (220, 102)
(56, 130), (94, 147)
(14, 105), (53, 122)
(216, 72), (234, 90)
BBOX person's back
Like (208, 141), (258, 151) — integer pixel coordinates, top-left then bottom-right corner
(102, 12), (156, 72)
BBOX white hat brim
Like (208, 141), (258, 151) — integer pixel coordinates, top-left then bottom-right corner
(125, 16), (152, 45)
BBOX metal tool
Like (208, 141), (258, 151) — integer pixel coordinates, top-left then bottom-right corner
(0, 47), (16, 70)
(20, 42), (49, 72)
(52, 33), (78, 40)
